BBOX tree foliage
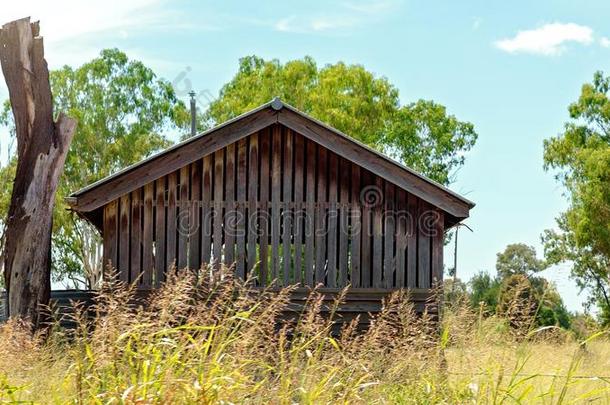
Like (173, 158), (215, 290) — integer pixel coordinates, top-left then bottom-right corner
(385, 101), (477, 185)
(469, 271), (501, 312)
(496, 273), (571, 330)
(496, 243), (547, 279)
(466, 243), (571, 329)
(204, 55), (478, 185)
(542, 71), (610, 323)
(0, 49), (189, 287)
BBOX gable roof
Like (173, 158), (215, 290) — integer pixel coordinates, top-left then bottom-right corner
(67, 98), (474, 227)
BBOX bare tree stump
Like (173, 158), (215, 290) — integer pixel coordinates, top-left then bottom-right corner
(0, 17), (76, 328)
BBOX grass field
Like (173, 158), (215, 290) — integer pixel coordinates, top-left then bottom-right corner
(1, 272), (608, 404)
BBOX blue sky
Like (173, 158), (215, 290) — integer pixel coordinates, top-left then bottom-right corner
(2, 0), (610, 311)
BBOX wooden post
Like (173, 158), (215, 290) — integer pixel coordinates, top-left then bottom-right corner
(0, 18), (76, 328)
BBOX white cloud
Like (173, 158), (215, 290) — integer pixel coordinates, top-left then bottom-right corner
(0, 0), (203, 70)
(274, 0), (400, 34)
(275, 15), (358, 33)
(472, 17), (482, 31)
(3, 0), (167, 43)
(274, 17), (293, 32)
(0, 0), (198, 164)
(600, 37), (610, 48)
(310, 17), (355, 32)
(495, 23), (593, 56)
(342, 0), (397, 14)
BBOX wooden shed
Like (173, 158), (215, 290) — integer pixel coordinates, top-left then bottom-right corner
(67, 98), (474, 322)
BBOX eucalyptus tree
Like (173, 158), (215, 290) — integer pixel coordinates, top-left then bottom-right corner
(1, 49), (189, 288)
(543, 71), (610, 324)
(203, 55), (478, 186)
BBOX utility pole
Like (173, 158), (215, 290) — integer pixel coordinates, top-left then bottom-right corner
(189, 90), (197, 137)
(451, 222), (473, 295)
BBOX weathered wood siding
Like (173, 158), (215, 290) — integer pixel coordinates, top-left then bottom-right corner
(0, 288), (437, 331)
(102, 124), (444, 289)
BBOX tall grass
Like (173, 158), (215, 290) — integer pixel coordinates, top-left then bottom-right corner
(0, 267), (609, 403)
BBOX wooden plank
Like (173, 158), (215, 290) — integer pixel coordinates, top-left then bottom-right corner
(326, 152), (338, 287)
(417, 200), (431, 288)
(247, 286), (433, 296)
(154, 177), (166, 286)
(315, 146), (327, 285)
(338, 158), (350, 287)
(43, 289), (437, 330)
(224, 143), (236, 266)
(383, 182), (395, 288)
(118, 195), (130, 282)
(142, 183), (154, 287)
(102, 200), (118, 275)
(431, 209), (444, 287)
(236, 138), (248, 279)
(350, 165), (361, 287)
(304, 139), (316, 286)
(189, 160), (201, 270)
(372, 177), (383, 288)
(278, 109), (471, 219)
(360, 171), (371, 288)
(282, 128), (293, 285)
(201, 155), (213, 266)
(293, 133), (304, 285)
(247, 134), (259, 277)
(258, 129), (270, 285)
(213, 150), (224, 270)
(406, 193), (418, 288)
(166, 171), (177, 273)
(177, 166), (190, 270)
(130, 188), (142, 285)
(73, 107), (278, 212)
(271, 125), (281, 284)
(394, 188), (407, 288)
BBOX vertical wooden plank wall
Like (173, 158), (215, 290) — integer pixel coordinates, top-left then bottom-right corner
(327, 153), (338, 288)
(315, 146), (327, 285)
(154, 177), (166, 286)
(271, 126), (281, 282)
(236, 138), (248, 279)
(350, 166), (361, 287)
(189, 161), (201, 271)
(304, 140), (316, 286)
(281, 128), (293, 286)
(201, 156), (213, 267)
(394, 189), (407, 288)
(142, 183), (153, 287)
(258, 130), (270, 284)
(246, 134), (259, 277)
(360, 170), (371, 288)
(166, 172), (177, 273)
(224, 143), (236, 266)
(212, 150), (224, 269)
(338, 158), (350, 287)
(118, 194), (130, 282)
(383, 182), (395, 289)
(102, 200), (118, 274)
(130, 188), (141, 284)
(177, 166), (189, 270)
(102, 124), (445, 290)
(293, 134), (304, 285)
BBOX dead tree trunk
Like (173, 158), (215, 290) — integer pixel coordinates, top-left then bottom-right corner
(0, 18), (76, 328)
